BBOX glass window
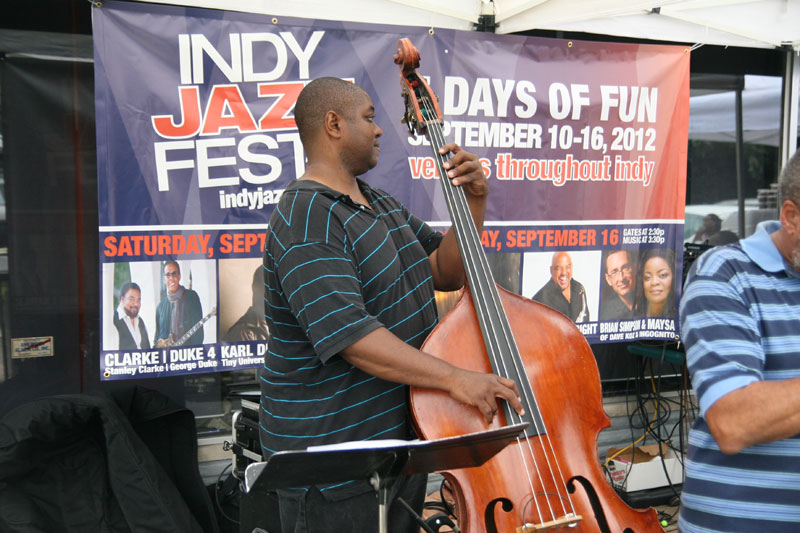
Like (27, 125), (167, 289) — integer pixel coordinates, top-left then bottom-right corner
(687, 74), (783, 245)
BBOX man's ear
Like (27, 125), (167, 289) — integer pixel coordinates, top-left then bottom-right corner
(780, 199), (800, 237)
(323, 110), (343, 139)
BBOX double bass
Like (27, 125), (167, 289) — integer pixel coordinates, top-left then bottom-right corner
(393, 39), (663, 532)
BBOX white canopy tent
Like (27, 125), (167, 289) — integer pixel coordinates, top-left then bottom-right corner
(690, 74), (787, 146)
(133, 0), (800, 50)
(495, 0), (800, 50)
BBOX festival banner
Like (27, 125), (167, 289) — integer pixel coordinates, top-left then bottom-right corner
(93, 1), (689, 380)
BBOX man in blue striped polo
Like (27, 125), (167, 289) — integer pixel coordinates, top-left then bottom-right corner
(679, 149), (800, 532)
(259, 77), (524, 532)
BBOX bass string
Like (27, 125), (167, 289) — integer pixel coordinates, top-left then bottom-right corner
(417, 94), (577, 523)
(415, 96), (553, 518)
(422, 135), (570, 525)
(416, 96), (534, 425)
(423, 137), (576, 523)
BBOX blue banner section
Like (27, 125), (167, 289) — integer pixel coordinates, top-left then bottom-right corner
(591, 317), (679, 344)
(100, 341), (266, 380)
(471, 223), (681, 254)
(93, 1), (690, 380)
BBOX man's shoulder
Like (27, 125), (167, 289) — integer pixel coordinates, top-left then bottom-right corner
(682, 243), (766, 313)
(532, 280), (554, 300)
(363, 182), (402, 205)
(183, 289), (201, 304)
(281, 180), (343, 205)
(269, 182), (351, 233)
(600, 294), (630, 319)
(688, 243), (747, 278)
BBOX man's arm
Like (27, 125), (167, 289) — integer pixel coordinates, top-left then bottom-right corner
(682, 248), (799, 454)
(705, 379), (800, 454)
(154, 301), (166, 342)
(186, 290), (204, 344)
(140, 321), (151, 349)
(428, 143), (488, 291)
(341, 327), (524, 424)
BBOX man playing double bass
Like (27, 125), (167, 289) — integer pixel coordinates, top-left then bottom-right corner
(259, 77), (523, 532)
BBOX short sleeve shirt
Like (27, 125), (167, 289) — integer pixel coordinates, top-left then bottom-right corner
(679, 221), (800, 531)
(258, 178), (442, 497)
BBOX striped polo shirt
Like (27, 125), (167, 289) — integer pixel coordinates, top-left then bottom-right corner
(258, 177), (442, 498)
(679, 220), (800, 532)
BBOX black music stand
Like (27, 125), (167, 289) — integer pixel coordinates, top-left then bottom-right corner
(244, 423), (528, 533)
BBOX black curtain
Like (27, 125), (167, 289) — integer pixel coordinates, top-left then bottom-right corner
(0, 55), (97, 413)
(0, 51), (185, 415)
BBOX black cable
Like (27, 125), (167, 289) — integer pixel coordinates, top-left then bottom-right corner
(425, 477), (460, 533)
(612, 365), (638, 491)
(648, 354), (682, 501)
(438, 477), (457, 519)
(397, 497), (436, 533)
(606, 382), (638, 493)
(615, 345), (683, 495)
(215, 461), (240, 525)
(608, 345), (688, 495)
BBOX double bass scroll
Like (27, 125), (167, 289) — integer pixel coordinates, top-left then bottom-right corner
(394, 38), (662, 533)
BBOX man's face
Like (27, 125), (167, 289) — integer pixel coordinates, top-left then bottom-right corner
(121, 288), (141, 319)
(550, 253), (572, 291)
(164, 264), (181, 293)
(792, 238), (800, 271)
(605, 251), (634, 299)
(788, 200), (800, 271)
(340, 92), (383, 176)
(701, 215), (720, 235)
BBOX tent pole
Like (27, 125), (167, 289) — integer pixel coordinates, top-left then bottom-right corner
(735, 85), (744, 237)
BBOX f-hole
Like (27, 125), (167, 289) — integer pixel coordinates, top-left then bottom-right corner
(484, 497), (513, 533)
(567, 475), (634, 533)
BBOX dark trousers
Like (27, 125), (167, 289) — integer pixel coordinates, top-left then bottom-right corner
(278, 474), (427, 533)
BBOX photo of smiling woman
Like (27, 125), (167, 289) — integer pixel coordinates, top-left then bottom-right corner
(633, 248), (677, 318)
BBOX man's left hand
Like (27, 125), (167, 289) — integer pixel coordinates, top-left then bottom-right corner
(440, 143), (488, 198)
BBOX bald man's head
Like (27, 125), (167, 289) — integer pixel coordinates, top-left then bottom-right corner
(294, 77), (368, 150)
(550, 252), (573, 291)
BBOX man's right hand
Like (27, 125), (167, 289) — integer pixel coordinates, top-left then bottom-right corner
(448, 369), (525, 424)
(155, 334), (174, 348)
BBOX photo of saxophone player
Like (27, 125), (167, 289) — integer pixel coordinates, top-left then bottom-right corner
(531, 251), (590, 323)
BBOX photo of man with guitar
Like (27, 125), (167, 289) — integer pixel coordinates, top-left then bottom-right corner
(154, 260), (215, 348)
